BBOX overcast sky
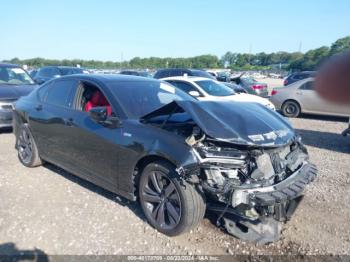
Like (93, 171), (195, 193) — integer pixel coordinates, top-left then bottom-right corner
(1, 0), (350, 61)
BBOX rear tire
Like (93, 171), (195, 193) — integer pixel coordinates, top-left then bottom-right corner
(139, 161), (205, 236)
(281, 100), (301, 117)
(17, 124), (42, 167)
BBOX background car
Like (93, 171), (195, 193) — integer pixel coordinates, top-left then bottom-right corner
(270, 77), (350, 117)
(33, 66), (88, 84)
(163, 76), (275, 110)
(223, 82), (248, 94)
(119, 70), (153, 78)
(0, 63), (37, 129)
(283, 71), (316, 86)
(230, 76), (269, 97)
(29, 69), (38, 78)
(154, 68), (216, 80)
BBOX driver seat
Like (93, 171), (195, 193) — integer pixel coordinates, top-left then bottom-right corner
(85, 90), (112, 116)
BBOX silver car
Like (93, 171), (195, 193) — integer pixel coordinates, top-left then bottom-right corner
(270, 77), (350, 117)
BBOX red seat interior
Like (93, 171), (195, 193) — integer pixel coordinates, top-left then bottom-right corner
(85, 90), (112, 116)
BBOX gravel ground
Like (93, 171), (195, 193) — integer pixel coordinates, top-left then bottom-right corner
(0, 115), (349, 256)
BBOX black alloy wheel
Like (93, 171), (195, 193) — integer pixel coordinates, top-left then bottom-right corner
(139, 161), (206, 236)
(18, 127), (34, 165)
(141, 170), (182, 230)
(17, 124), (42, 167)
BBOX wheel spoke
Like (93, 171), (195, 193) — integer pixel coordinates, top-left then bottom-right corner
(22, 130), (29, 143)
(142, 192), (161, 203)
(156, 202), (165, 226)
(144, 185), (158, 196)
(150, 172), (162, 194)
(155, 171), (164, 191)
(164, 183), (175, 197)
(24, 147), (32, 157)
(166, 202), (180, 224)
(151, 202), (161, 220)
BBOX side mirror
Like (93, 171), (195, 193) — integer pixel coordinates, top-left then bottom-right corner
(34, 78), (44, 85)
(89, 107), (107, 123)
(89, 107), (120, 128)
(188, 91), (200, 97)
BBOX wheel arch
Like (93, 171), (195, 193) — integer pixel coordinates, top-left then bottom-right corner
(132, 154), (177, 196)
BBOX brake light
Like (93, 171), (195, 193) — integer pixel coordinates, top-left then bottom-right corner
(252, 85), (264, 90)
(271, 90), (277, 96)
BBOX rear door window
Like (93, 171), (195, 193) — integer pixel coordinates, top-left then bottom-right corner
(43, 80), (77, 107)
(299, 81), (314, 90)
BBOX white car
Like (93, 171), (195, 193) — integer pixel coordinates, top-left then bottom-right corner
(162, 76), (275, 110)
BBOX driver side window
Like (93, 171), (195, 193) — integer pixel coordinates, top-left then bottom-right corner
(75, 82), (113, 116)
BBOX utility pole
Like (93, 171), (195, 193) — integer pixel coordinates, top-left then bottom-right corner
(121, 52), (124, 69)
(298, 41), (302, 53)
(248, 43), (252, 64)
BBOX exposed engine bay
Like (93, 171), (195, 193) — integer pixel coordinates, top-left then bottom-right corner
(142, 100), (317, 243)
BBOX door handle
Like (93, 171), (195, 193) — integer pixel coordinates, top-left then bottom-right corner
(296, 92), (302, 95)
(65, 118), (74, 126)
(35, 104), (43, 111)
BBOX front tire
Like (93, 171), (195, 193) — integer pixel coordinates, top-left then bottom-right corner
(281, 100), (301, 117)
(139, 161), (205, 236)
(17, 124), (42, 167)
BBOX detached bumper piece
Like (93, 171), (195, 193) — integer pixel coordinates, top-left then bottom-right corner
(251, 164), (317, 206)
(222, 163), (317, 244)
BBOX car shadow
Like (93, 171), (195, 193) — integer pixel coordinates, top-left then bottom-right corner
(43, 163), (147, 222)
(296, 128), (350, 154)
(0, 242), (48, 262)
(299, 113), (348, 123)
(0, 127), (13, 134)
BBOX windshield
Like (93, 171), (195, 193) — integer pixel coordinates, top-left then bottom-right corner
(191, 70), (216, 80)
(0, 67), (35, 85)
(108, 80), (195, 118)
(195, 80), (234, 96)
(59, 68), (84, 75)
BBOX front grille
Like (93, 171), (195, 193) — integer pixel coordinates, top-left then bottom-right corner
(1, 104), (13, 110)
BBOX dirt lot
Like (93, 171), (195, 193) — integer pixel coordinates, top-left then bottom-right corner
(0, 115), (349, 256)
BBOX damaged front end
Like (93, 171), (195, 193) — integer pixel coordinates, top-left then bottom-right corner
(191, 138), (316, 243)
(142, 100), (317, 244)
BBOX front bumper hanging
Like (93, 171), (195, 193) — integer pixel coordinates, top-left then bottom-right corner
(232, 163), (317, 207)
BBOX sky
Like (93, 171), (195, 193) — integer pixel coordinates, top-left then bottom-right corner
(1, 0), (350, 61)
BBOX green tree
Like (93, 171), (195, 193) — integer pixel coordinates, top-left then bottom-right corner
(329, 36), (350, 56)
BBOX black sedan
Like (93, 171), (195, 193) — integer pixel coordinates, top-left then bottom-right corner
(13, 74), (316, 242)
(0, 63), (37, 129)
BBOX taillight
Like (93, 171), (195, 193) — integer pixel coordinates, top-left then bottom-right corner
(252, 85), (264, 90)
(271, 90), (277, 96)
(284, 79), (288, 86)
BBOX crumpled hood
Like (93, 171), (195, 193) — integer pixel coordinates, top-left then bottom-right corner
(0, 84), (37, 100)
(141, 100), (295, 146)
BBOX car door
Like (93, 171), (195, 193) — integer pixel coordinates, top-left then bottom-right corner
(297, 80), (350, 116)
(62, 80), (123, 190)
(295, 80), (318, 112)
(29, 79), (78, 167)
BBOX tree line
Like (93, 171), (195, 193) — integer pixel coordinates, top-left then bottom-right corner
(3, 36), (349, 72)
